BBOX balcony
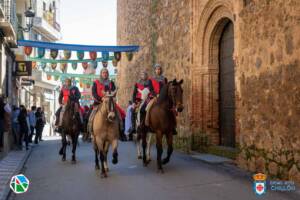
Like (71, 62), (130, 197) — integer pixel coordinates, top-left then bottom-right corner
(0, 0), (17, 47)
(33, 13), (61, 41)
(43, 11), (60, 32)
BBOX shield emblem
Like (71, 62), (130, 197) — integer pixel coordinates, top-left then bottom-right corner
(254, 181), (266, 195)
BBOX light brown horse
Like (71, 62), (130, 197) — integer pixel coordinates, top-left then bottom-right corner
(59, 99), (81, 163)
(93, 91), (119, 178)
(145, 79), (184, 173)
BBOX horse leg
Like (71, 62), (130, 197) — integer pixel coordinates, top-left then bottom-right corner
(71, 134), (78, 164)
(62, 133), (67, 161)
(111, 139), (118, 165)
(97, 138), (107, 178)
(104, 141), (109, 172)
(156, 131), (164, 173)
(137, 137), (142, 159)
(142, 130), (149, 166)
(146, 133), (152, 162)
(93, 141), (100, 170)
(162, 133), (173, 165)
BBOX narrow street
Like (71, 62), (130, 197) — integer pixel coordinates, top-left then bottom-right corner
(9, 137), (298, 200)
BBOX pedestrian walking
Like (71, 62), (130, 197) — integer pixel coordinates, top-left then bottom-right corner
(28, 106), (37, 143)
(125, 101), (134, 141)
(35, 107), (44, 144)
(11, 105), (21, 149)
(18, 105), (29, 150)
(39, 108), (46, 141)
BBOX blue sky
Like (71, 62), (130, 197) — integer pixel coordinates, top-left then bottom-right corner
(59, 0), (117, 75)
(60, 0), (116, 45)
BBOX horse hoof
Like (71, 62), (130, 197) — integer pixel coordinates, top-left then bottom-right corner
(162, 158), (169, 165)
(157, 169), (164, 174)
(101, 173), (108, 178)
(62, 157), (66, 162)
(112, 158), (118, 165)
(138, 156), (142, 159)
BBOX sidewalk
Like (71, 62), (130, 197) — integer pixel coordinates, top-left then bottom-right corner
(0, 148), (32, 200)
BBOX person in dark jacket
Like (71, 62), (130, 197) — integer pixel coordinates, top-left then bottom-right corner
(0, 97), (5, 151)
(18, 105), (29, 150)
(55, 78), (82, 132)
(35, 107), (44, 144)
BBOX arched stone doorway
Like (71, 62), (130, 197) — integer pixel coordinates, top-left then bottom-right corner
(192, 0), (236, 147)
(219, 21), (235, 147)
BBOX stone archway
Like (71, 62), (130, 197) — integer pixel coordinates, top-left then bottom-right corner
(192, 0), (236, 146)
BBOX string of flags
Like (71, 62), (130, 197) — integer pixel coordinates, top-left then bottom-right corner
(17, 40), (139, 73)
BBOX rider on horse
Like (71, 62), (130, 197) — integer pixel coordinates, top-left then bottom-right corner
(55, 78), (82, 132)
(132, 71), (156, 112)
(150, 64), (168, 95)
(88, 68), (123, 134)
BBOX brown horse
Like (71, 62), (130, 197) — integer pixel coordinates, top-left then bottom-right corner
(145, 79), (184, 173)
(59, 99), (81, 163)
(93, 91), (119, 178)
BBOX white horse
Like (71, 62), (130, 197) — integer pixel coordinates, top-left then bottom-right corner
(135, 88), (152, 162)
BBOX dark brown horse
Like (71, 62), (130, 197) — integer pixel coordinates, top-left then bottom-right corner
(59, 99), (81, 163)
(144, 79), (184, 173)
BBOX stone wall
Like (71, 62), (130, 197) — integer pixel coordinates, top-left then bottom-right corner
(117, 0), (193, 134)
(117, 0), (300, 183)
(236, 0), (300, 182)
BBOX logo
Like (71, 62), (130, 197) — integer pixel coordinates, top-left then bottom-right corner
(10, 174), (30, 194)
(253, 173), (267, 195)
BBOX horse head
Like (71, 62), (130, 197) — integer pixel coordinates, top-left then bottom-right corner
(169, 79), (184, 113)
(102, 90), (117, 122)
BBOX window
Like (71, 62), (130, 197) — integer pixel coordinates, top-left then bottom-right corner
(43, 2), (46, 11)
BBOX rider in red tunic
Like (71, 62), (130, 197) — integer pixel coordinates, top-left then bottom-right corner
(150, 64), (168, 95)
(88, 68), (124, 134)
(55, 78), (82, 132)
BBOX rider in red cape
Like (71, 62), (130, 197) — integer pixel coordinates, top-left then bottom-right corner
(55, 78), (82, 132)
(150, 64), (168, 95)
(88, 68), (124, 134)
(132, 71), (156, 105)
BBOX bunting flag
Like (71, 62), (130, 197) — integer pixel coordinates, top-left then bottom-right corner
(63, 50), (72, 60)
(17, 40), (139, 52)
(60, 63), (67, 73)
(91, 61), (98, 69)
(37, 48), (45, 58)
(112, 59), (118, 67)
(27, 56), (115, 64)
(89, 51), (97, 60)
(24, 46), (33, 56)
(126, 52), (134, 61)
(82, 62), (88, 70)
(102, 52), (110, 61)
(71, 63), (77, 70)
(102, 61), (108, 68)
(50, 49), (58, 59)
(77, 51), (85, 60)
(51, 63), (57, 70)
(45, 71), (116, 79)
(114, 52), (121, 61)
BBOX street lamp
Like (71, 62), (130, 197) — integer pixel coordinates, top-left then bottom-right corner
(21, 6), (35, 32)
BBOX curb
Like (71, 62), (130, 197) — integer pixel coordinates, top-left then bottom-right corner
(0, 147), (33, 200)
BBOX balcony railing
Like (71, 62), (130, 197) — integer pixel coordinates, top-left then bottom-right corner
(42, 10), (60, 32)
(0, 0), (17, 31)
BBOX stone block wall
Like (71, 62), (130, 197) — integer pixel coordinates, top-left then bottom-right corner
(117, 0), (300, 183)
(235, 0), (300, 182)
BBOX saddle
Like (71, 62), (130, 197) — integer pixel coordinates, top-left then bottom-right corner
(145, 97), (157, 126)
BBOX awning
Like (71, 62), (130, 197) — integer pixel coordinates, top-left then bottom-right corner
(17, 40), (140, 52)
